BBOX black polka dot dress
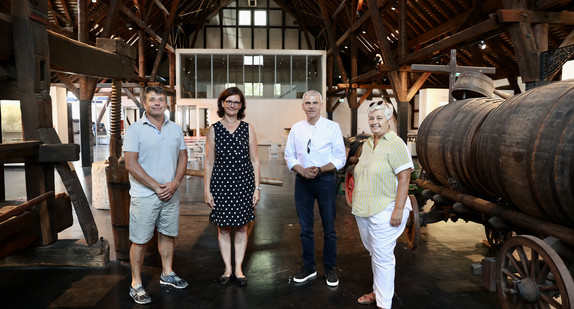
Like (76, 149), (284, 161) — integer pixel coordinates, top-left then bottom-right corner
(209, 121), (256, 226)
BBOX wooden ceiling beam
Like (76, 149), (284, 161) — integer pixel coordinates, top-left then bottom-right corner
(398, 14), (504, 65)
(497, 9), (574, 24)
(118, 2), (175, 53)
(59, 0), (73, 25)
(150, 0), (180, 81)
(319, 0), (348, 81)
(408, 9), (473, 49)
(102, 0), (121, 38)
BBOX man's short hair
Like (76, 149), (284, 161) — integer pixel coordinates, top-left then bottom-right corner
(302, 90), (323, 103)
(144, 86), (166, 99)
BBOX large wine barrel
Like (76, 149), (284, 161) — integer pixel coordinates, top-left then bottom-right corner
(106, 158), (157, 260)
(416, 97), (503, 195)
(475, 80), (574, 224)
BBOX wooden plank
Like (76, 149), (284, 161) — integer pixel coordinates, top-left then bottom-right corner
(48, 30), (135, 79)
(0, 238), (110, 267)
(38, 144), (80, 162)
(0, 212), (39, 259)
(37, 128), (99, 246)
(0, 211), (37, 240)
(0, 191), (53, 222)
(0, 141), (40, 162)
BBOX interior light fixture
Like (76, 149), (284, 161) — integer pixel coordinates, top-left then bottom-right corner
(478, 40), (487, 50)
(91, 0), (97, 3)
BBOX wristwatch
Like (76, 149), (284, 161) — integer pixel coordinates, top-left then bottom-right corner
(256, 186), (261, 191)
(317, 167), (322, 175)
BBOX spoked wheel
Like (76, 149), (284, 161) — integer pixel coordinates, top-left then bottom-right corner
(485, 225), (513, 250)
(496, 235), (574, 309)
(345, 165), (355, 208)
(405, 195), (420, 249)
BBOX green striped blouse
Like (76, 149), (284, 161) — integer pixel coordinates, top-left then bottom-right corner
(351, 131), (414, 217)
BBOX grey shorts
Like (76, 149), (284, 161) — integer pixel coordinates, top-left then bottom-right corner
(129, 194), (180, 244)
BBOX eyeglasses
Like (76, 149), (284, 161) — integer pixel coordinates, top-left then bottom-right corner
(224, 100), (241, 106)
(307, 139), (311, 153)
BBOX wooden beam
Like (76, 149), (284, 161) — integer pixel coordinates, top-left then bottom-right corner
(48, 30), (136, 79)
(55, 72), (80, 99)
(118, 2), (175, 53)
(319, 0), (348, 82)
(502, 0), (540, 83)
(102, 0), (121, 38)
(123, 87), (142, 108)
(398, 15), (504, 65)
(406, 72), (431, 101)
(150, 0), (180, 81)
(408, 10), (473, 49)
(497, 9), (574, 24)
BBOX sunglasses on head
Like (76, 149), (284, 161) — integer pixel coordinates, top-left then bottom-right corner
(369, 101), (386, 107)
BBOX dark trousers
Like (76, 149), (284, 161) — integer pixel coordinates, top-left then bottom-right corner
(294, 172), (337, 271)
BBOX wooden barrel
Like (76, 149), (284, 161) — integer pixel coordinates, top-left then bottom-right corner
(452, 72), (495, 100)
(475, 80), (574, 224)
(416, 97), (503, 195)
(105, 158), (157, 260)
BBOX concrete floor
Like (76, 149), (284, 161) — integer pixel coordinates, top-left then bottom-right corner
(0, 146), (502, 308)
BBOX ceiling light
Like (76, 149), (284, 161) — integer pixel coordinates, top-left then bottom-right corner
(478, 40), (487, 50)
(91, 0), (97, 3)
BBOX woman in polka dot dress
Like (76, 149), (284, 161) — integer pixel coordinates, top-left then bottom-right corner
(204, 87), (261, 287)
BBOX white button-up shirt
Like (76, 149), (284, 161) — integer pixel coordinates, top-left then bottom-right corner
(284, 116), (346, 171)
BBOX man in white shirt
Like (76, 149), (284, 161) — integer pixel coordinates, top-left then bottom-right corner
(284, 90), (346, 287)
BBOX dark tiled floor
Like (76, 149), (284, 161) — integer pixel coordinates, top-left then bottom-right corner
(0, 147), (501, 308)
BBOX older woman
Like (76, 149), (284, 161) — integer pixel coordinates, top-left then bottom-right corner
(204, 87), (261, 287)
(352, 101), (413, 309)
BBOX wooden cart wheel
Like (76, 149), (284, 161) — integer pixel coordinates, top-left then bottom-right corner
(344, 165), (355, 208)
(405, 194), (420, 249)
(485, 225), (513, 250)
(496, 235), (574, 309)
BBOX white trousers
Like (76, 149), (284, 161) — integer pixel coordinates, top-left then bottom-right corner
(355, 202), (410, 309)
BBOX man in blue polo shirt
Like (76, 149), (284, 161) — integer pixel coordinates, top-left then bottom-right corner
(123, 86), (188, 304)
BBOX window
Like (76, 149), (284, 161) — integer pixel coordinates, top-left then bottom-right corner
(254, 11), (267, 26)
(177, 50), (324, 100)
(239, 10), (251, 26)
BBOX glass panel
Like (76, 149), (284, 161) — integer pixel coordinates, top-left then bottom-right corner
(276, 55), (292, 99)
(223, 9), (238, 26)
(222, 28), (237, 49)
(196, 54), (212, 98)
(268, 10), (282, 27)
(239, 10), (251, 25)
(180, 54), (196, 98)
(213, 55), (228, 99)
(254, 11), (266, 26)
(238, 28), (252, 49)
(292, 55), (306, 98)
(1, 100), (23, 143)
(308, 55), (322, 94)
(284, 29), (299, 49)
(244, 55), (260, 97)
(261, 55), (275, 98)
(206, 28), (220, 49)
(253, 28), (267, 49)
(228, 54), (244, 92)
(269, 28), (282, 49)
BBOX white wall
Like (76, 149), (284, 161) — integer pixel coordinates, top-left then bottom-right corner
(417, 88), (449, 126)
(50, 86), (69, 142)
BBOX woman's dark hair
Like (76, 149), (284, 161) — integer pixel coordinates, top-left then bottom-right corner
(217, 87), (246, 119)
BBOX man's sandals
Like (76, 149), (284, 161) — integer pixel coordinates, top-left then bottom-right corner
(357, 292), (376, 305)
